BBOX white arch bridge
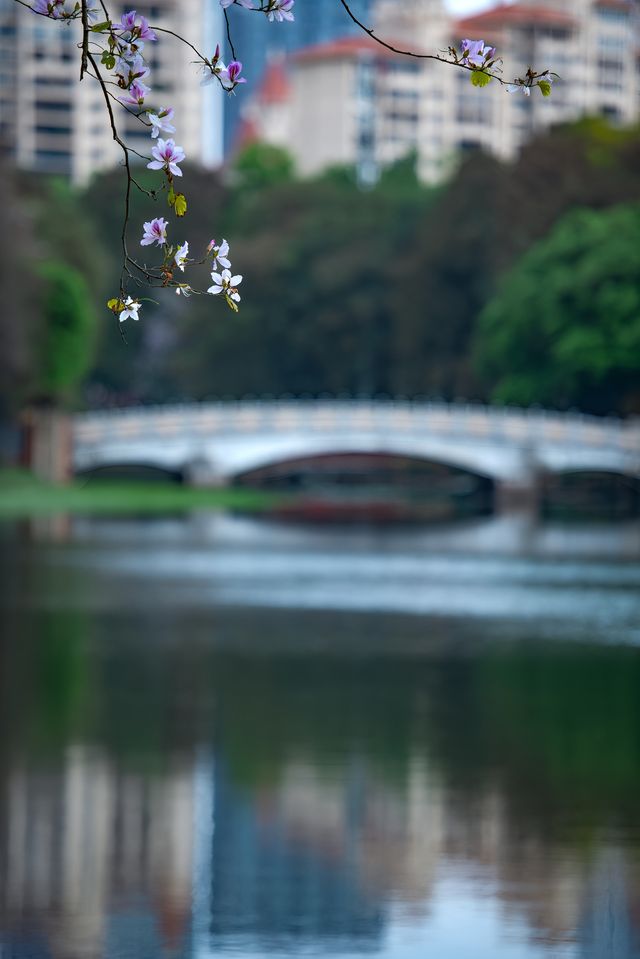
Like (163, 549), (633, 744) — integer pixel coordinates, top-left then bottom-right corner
(73, 400), (640, 501)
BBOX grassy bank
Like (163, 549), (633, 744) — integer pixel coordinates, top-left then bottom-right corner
(0, 470), (279, 518)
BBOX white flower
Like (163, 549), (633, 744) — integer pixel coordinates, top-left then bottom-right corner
(200, 60), (227, 87)
(147, 107), (175, 139)
(174, 240), (189, 272)
(207, 268), (242, 302)
(208, 238), (231, 270)
(120, 296), (141, 322)
(175, 285), (192, 296)
(266, 0), (294, 22)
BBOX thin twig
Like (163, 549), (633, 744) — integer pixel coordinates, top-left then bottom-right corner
(86, 49), (135, 297)
(338, 0), (507, 85)
(150, 25), (208, 62)
(224, 8), (237, 61)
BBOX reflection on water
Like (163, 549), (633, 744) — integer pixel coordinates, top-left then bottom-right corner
(1, 514), (640, 959)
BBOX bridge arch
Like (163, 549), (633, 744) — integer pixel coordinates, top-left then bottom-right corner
(216, 435), (523, 485)
(542, 468), (640, 518)
(232, 447), (495, 484)
(75, 462), (184, 483)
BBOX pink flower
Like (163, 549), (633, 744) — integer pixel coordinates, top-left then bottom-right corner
(117, 10), (138, 32)
(118, 80), (150, 106)
(460, 39), (496, 68)
(147, 138), (186, 177)
(140, 217), (168, 246)
(32, 0), (65, 16)
(116, 10), (157, 42)
(136, 16), (157, 41)
(221, 60), (246, 89)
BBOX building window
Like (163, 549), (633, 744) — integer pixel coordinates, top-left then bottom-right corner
(35, 99), (71, 111)
(598, 58), (624, 72)
(597, 6), (629, 22)
(600, 104), (621, 120)
(35, 125), (71, 135)
(457, 139), (482, 153)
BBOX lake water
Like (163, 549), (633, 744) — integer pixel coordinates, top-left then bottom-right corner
(1, 512), (640, 959)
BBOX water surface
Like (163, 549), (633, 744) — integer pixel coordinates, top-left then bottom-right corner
(1, 513), (640, 959)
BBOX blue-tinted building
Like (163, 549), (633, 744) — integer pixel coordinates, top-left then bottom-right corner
(222, 0), (374, 151)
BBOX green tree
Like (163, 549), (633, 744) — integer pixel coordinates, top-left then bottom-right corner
(232, 142), (295, 193)
(475, 205), (640, 413)
(35, 261), (97, 405)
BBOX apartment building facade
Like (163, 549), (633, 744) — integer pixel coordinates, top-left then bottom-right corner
(242, 0), (639, 183)
(0, 0), (224, 184)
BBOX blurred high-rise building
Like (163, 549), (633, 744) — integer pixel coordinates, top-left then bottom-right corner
(0, 0), (224, 185)
(241, 0), (640, 183)
(221, 0), (375, 151)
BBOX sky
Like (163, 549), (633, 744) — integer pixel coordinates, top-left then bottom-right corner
(446, 0), (497, 12)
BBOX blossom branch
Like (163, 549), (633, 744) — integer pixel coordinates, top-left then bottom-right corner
(338, 0), (506, 83)
(11, 0), (555, 327)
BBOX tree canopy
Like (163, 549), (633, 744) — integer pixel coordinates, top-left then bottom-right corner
(475, 204), (640, 414)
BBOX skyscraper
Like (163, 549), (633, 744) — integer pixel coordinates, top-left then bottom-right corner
(0, 0), (225, 184)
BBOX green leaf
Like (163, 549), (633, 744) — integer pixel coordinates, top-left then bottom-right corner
(225, 294), (239, 313)
(90, 21), (111, 32)
(167, 186), (176, 207)
(101, 50), (115, 69)
(174, 193), (187, 217)
(471, 71), (492, 88)
(538, 80), (552, 97)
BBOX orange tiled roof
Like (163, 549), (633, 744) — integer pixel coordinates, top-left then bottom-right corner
(592, 0), (632, 10)
(455, 3), (575, 35)
(292, 35), (419, 64)
(258, 61), (291, 104)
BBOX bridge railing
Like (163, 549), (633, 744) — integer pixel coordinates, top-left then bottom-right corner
(73, 400), (640, 454)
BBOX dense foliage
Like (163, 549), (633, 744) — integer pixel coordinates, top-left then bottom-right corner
(476, 205), (640, 413)
(36, 261), (97, 403)
(4, 119), (640, 418)
(0, 171), (99, 417)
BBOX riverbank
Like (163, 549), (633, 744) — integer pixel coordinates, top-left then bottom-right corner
(0, 470), (278, 517)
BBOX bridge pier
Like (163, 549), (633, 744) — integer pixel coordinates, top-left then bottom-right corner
(495, 449), (542, 514)
(495, 477), (541, 515)
(183, 456), (226, 488)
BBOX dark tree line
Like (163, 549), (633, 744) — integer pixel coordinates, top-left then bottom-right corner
(3, 118), (639, 423)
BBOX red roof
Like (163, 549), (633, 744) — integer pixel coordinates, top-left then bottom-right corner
(258, 61), (291, 105)
(232, 116), (260, 153)
(593, 0), (632, 10)
(456, 3), (575, 35)
(292, 35), (418, 65)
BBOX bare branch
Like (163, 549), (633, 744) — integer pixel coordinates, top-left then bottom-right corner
(80, 0), (89, 79)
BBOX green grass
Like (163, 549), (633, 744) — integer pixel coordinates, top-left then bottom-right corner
(0, 469), (279, 517)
